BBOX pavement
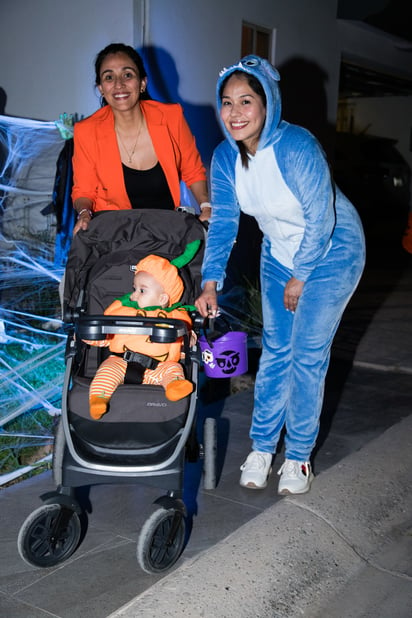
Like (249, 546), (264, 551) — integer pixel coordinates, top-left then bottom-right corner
(1, 215), (412, 617)
(111, 416), (412, 618)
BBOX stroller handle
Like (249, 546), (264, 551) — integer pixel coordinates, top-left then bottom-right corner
(75, 315), (190, 344)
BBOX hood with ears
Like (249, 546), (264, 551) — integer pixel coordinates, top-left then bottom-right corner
(216, 54), (283, 151)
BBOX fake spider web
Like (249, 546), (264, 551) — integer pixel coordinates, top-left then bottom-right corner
(0, 114), (70, 485)
(0, 113), (262, 485)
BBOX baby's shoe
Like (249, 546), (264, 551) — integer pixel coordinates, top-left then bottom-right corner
(89, 395), (109, 420)
(165, 379), (193, 401)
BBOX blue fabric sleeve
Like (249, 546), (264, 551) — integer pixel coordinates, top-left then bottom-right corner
(201, 143), (240, 290)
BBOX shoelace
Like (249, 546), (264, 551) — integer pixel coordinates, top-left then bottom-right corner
(241, 452), (269, 471)
(278, 460), (307, 477)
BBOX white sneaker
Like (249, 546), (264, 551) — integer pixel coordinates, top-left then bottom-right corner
(277, 459), (313, 495)
(240, 451), (272, 489)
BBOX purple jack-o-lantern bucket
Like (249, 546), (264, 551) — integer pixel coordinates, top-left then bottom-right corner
(199, 331), (248, 378)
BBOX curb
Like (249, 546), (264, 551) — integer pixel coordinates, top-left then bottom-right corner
(109, 414), (412, 618)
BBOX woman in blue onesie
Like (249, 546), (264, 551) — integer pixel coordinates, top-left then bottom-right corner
(195, 56), (366, 495)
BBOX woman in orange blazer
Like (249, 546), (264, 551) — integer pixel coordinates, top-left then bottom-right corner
(72, 43), (210, 235)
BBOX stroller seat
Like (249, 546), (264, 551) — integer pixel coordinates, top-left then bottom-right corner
(64, 209), (205, 465)
(69, 377), (190, 453)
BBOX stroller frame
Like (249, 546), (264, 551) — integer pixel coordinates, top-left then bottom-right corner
(17, 210), (217, 574)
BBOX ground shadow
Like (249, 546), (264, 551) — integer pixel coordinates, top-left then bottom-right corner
(183, 346), (262, 524)
(183, 372), (231, 523)
(278, 57), (411, 455)
(314, 209), (411, 459)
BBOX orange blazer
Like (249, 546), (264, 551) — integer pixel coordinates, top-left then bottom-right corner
(72, 101), (206, 211)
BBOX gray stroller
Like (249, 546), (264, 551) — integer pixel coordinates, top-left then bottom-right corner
(17, 210), (217, 574)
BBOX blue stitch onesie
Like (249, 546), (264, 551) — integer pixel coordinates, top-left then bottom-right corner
(202, 55), (366, 467)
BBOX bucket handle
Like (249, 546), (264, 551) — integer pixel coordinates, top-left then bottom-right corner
(202, 314), (233, 348)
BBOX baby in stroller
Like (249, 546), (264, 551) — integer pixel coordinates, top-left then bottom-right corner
(84, 240), (200, 419)
(17, 211), (218, 575)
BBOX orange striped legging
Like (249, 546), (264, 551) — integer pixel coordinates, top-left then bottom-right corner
(89, 355), (184, 402)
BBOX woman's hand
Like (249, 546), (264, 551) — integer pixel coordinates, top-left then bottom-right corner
(195, 281), (218, 318)
(73, 210), (92, 235)
(284, 277), (304, 312)
(198, 206), (212, 222)
(72, 199), (94, 235)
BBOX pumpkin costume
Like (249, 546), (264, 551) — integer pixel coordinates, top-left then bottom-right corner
(86, 242), (199, 419)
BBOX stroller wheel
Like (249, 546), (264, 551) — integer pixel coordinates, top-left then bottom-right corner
(137, 507), (185, 574)
(203, 417), (217, 490)
(17, 504), (81, 568)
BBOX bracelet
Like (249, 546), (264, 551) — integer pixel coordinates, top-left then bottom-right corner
(77, 208), (93, 219)
(200, 201), (211, 211)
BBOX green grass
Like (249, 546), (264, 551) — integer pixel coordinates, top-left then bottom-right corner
(1, 407), (57, 478)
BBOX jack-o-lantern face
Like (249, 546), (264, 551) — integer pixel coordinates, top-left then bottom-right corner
(216, 349), (240, 374)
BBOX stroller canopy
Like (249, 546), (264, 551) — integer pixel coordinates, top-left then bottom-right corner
(64, 210), (206, 314)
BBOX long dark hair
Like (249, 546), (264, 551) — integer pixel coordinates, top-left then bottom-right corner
(94, 43), (150, 105)
(219, 70), (266, 169)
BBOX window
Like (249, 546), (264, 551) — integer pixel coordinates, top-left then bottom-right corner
(241, 22), (273, 60)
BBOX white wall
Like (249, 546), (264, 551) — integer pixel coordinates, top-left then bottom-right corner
(0, 0), (135, 120)
(142, 0), (342, 123)
(0, 0), (343, 124)
(0, 0), (411, 165)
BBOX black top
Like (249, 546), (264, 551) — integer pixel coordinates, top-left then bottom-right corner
(122, 162), (175, 210)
